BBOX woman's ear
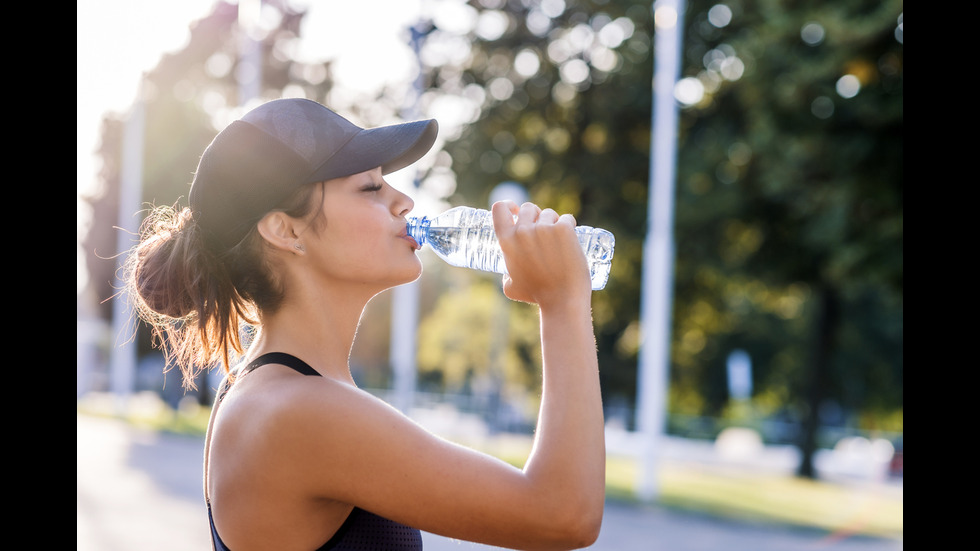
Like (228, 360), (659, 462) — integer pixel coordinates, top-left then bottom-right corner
(256, 211), (304, 254)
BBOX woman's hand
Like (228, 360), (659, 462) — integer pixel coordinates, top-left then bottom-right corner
(491, 200), (592, 306)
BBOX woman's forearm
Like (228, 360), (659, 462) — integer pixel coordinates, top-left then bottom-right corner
(523, 297), (605, 535)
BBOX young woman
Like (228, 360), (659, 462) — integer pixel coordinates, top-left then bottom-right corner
(125, 98), (605, 550)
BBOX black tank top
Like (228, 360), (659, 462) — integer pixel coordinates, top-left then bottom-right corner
(207, 352), (424, 550)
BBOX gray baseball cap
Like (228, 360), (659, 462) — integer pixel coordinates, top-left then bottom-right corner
(190, 98), (438, 252)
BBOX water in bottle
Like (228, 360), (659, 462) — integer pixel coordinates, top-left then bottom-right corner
(406, 206), (615, 290)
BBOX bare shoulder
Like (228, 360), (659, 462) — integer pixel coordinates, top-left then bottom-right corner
(211, 368), (586, 549)
(212, 369), (434, 479)
(212, 369), (396, 452)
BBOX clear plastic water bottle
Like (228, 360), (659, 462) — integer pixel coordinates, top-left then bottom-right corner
(407, 206), (615, 290)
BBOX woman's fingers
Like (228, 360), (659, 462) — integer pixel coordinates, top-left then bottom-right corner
(537, 208), (559, 224)
(491, 200), (519, 233)
(514, 202), (541, 230)
(490, 201), (590, 305)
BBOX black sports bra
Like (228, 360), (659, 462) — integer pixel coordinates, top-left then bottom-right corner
(207, 352), (424, 550)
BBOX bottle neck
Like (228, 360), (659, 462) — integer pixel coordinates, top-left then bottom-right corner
(406, 216), (431, 246)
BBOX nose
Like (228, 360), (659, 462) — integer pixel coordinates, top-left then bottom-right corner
(392, 185), (414, 217)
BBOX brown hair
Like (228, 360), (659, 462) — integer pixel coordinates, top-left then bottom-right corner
(123, 182), (324, 389)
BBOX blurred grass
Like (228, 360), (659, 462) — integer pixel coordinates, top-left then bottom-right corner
(482, 436), (902, 541)
(78, 393), (902, 542)
(607, 457), (903, 541)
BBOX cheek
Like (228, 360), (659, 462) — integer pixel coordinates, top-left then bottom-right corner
(319, 220), (390, 267)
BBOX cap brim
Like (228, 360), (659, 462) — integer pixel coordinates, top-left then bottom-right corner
(308, 119), (438, 183)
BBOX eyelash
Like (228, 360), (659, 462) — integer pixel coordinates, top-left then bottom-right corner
(363, 183), (383, 192)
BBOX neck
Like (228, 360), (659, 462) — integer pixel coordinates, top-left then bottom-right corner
(247, 282), (377, 383)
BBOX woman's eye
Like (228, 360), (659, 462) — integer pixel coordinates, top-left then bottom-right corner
(363, 183), (383, 192)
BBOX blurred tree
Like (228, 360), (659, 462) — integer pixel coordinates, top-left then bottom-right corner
(416, 277), (543, 393)
(428, 0), (659, 414)
(80, 0), (338, 398)
(425, 0), (902, 478)
(673, 0), (903, 477)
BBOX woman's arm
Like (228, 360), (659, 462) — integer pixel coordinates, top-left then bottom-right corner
(492, 200), (606, 542)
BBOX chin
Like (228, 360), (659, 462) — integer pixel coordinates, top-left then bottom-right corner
(388, 261), (423, 288)
(401, 266), (423, 286)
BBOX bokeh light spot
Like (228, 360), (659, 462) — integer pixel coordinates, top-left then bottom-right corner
(801, 22), (825, 46)
(708, 4), (732, 28)
(514, 49), (541, 78)
(675, 77), (705, 106)
(811, 96), (835, 119)
(836, 74), (861, 98)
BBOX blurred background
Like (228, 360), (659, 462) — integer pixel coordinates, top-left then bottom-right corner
(77, 0), (902, 547)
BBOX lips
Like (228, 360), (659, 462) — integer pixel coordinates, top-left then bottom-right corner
(399, 226), (421, 250)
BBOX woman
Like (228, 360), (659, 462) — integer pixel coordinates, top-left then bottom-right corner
(126, 98), (605, 550)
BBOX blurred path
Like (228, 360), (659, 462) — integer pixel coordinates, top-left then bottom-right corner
(77, 413), (211, 551)
(77, 414), (901, 550)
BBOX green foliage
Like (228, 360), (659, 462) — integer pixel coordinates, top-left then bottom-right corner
(672, 0), (903, 426)
(429, 0), (902, 437)
(416, 277), (543, 397)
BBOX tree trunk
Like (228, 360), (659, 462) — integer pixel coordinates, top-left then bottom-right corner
(796, 284), (839, 479)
